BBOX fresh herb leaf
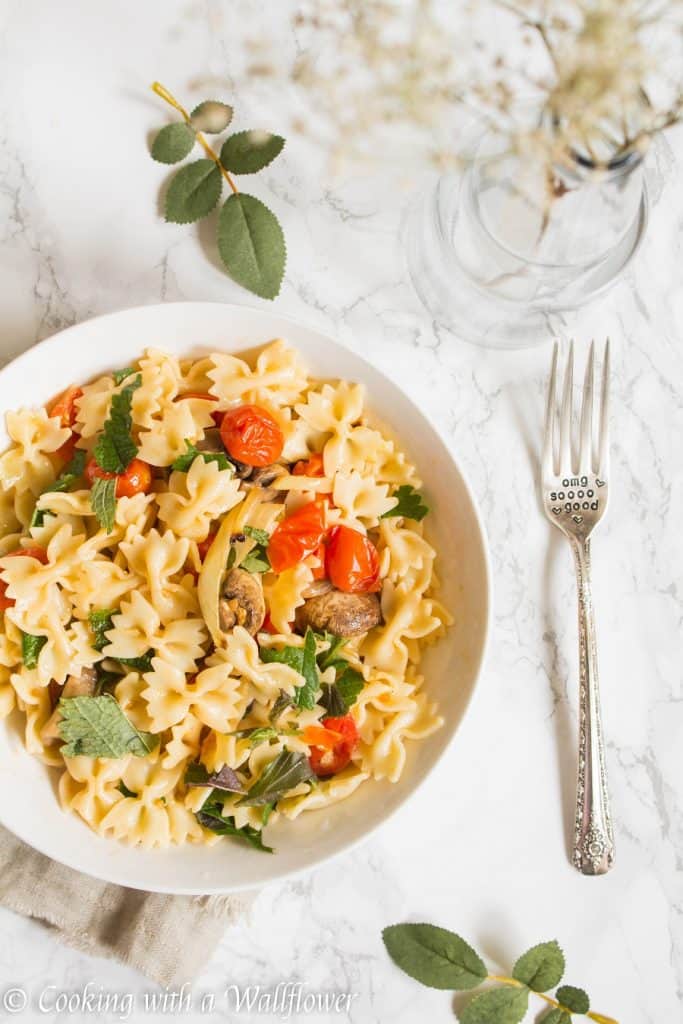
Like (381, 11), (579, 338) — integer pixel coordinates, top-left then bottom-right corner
(196, 793), (272, 852)
(226, 546), (237, 570)
(459, 987), (529, 1024)
(89, 609), (114, 652)
(58, 694), (159, 758)
(228, 725), (279, 747)
(21, 632), (47, 669)
(269, 690), (293, 723)
(94, 666), (121, 695)
(91, 476), (117, 533)
(117, 781), (137, 799)
(171, 439), (230, 472)
(320, 683), (346, 717)
(512, 941), (565, 992)
(244, 525), (269, 545)
(151, 122), (196, 164)
(184, 762), (245, 794)
(165, 159), (222, 224)
(93, 374), (141, 474)
(316, 632), (347, 672)
(240, 545), (270, 573)
(556, 985), (590, 1014)
(117, 651), (154, 673)
(382, 924), (487, 991)
(220, 130), (285, 174)
(237, 749), (314, 807)
(190, 100), (233, 134)
(112, 367), (136, 386)
(539, 1011), (571, 1024)
(217, 192), (286, 300)
(30, 448), (87, 528)
(260, 629), (319, 708)
(321, 667), (364, 715)
(380, 484), (429, 522)
(261, 802), (274, 826)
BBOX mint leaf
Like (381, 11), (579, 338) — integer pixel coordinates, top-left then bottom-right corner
(165, 159), (222, 224)
(320, 683), (346, 717)
(184, 762), (245, 793)
(381, 484), (429, 522)
(217, 192), (286, 300)
(244, 525), (269, 545)
(89, 609), (114, 652)
(316, 632), (347, 672)
(117, 651), (154, 673)
(112, 367), (136, 385)
(220, 130), (285, 174)
(539, 1011), (571, 1024)
(151, 122), (196, 164)
(94, 374), (141, 473)
(260, 629), (319, 708)
(31, 448), (87, 528)
(196, 794), (272, 852)
(512, 941), (565, 992)
(383, 924), (487, 991)
(241, 545), (270, 573)
(190, 100), (233, 134)
(171, 439), (230, 472)
(237, 750), (314, 807)
(336, 666), (364, 706)
(58, 694), (159, 758)
(556, 986), (589, 1013)
(268, 690), (293, 723)
(91, 476), (117, 533)
(21, 632), (47, 669)
(459, 987), (529, 1024)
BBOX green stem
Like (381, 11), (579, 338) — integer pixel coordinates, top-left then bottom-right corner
(151, 81), (238, 194)
(488, 975), (560, 1009)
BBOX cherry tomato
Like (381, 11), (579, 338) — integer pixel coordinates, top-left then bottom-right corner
(54, 431), (81, 464)
(48, 385), (83, 428)
(293, 453), (325, 478)
(325, 525), (381, 594)
(85, 457), (152, 498)
(197, 531), (216, 561)
(176, 391), (223, 427)
(267, 501), (327, 574)
(307, 715), (358, 777)
(311, 540), (327, 580)
(220, 404), (284, 467)
(0, 547), (48, 611)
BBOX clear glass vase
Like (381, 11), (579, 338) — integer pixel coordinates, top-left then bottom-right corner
(405, 137), (649, 349)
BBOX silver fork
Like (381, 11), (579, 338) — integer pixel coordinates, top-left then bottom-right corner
(542, 339), (615, 876)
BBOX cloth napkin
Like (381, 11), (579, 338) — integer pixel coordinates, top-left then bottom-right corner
(0, 826), (251, 985)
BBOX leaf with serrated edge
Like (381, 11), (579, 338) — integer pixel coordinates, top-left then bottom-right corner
(556, 985), (590, 1014)
(190, 100), (233, 134)
(539, 1010), (571, 1024)
(91, 476), (117, 533)
(93, 374), (141, 473)
(382, 924), (487, 991)
(220, 130), (285, 173)
(512, 941), (565, 992)
(151, 123), (195, 164)
(459, 987), (529, 1024)
(58, 694), (159, 759)
(217, 193), (286, 300)
(237, 750), (314, 807)
(165, 159), (222, 224)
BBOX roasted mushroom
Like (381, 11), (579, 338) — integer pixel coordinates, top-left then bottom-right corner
(294, 589), (382, 638)
(40, 666), (98, 745)
(243, 463), (287, 501)
(218, 568), (266, 636)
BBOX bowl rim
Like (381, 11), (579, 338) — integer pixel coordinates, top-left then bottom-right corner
(0, 301), (493, 893)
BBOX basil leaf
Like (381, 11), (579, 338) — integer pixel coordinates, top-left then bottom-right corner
(184, 762), (245, 793)
(382, 924), (487, 991)
(196, 794), (272, 853)
(316, 632), (347, 672)
(244, 525), (269, 545)
(89, 609), (114, 652)
(380, 484), (429, 522)
(228, 725), (278, 747)
(21, 632), (47, 669)
(117, 651), (154, 673)
(58, 694), (159, 758)
(237, 750), (314, 807)
(512, 941), (565, 992)
(320, 683), (346, 717)
(260, 629), (319, 709)
(90, 475), (117, 532)
(171, 439), (230, 472)
(320, 668), (364, 715)
(93, 374), (141, 474)
(269, 690), (293, 723)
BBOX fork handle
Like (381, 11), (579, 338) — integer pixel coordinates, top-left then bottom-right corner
(570, 537), (615, 875)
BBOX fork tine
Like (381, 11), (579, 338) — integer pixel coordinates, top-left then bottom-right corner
(579, 339), (595, 473)
(598, 337), (610, 475)
(559, 339), (574, 475)
(543, 341), (559, 476)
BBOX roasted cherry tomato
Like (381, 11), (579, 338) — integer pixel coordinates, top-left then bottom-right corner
(197, 531), (217, 561)
(85, 457), (152, 498)
(48, 385), (83, 428)
(307, 715), (358, 777)
(267, 501), (327, 574)
(54, 431), (81, 464)
(175, 391), (223, 427)
(220, 404), (284, 467)
(325, 525), (381, 593)
(292, 452), (325, 478)
(0, 547), (48, 611)
(311, 540), (327, 580)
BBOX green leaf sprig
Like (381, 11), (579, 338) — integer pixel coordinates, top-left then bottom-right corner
(382, 924), (617, 1024)
(260, 627), (319, 709)
(381, 484), (429, 522)
(150, 81), (286, 300)
(58, 694), (159, 759)
(171, 439), (230, 473)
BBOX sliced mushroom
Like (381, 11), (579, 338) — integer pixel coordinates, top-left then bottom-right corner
(294, 589), (382, 638)
(243, 463), (287, 501)
(197, 427), (225, 454)
(41, 666), (98, 745)
(302, 578), (334, 600)
(218, 568), (266, 636)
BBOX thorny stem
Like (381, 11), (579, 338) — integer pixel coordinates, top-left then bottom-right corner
(151, 81), (238, 194)
(486, 975), (618, 1022)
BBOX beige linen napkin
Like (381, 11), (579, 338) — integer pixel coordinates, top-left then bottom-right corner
(0, 826), (251, 985)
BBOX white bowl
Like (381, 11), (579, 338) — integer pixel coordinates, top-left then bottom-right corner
(0, 303), (491, 893)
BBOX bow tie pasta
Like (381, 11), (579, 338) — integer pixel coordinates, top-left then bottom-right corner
(0, 341), (450, 852)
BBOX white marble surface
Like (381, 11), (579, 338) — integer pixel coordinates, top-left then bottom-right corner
(0, 2), (682, 1022)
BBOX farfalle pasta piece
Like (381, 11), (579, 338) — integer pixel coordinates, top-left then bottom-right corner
(208, 339), (309, 409)
(136, 397), (215, 467)
(262, 560), (315, 634)
(332, 469), (395, 524)
(141, 648), (249, 733)
(0, 408), (70, 495)
(222, 626), (303, 705)
(156, 458), (242, 540)
(278, 766), (368, 819)
(103, 590), (207, 672)
(120, 529), (196, 622)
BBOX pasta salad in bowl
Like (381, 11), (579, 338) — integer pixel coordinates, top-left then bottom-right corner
(0, 303), (490, 892)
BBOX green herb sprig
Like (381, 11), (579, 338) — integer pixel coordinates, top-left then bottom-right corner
(382, 924), (617, 1024)
(150, 81), (286, 300)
